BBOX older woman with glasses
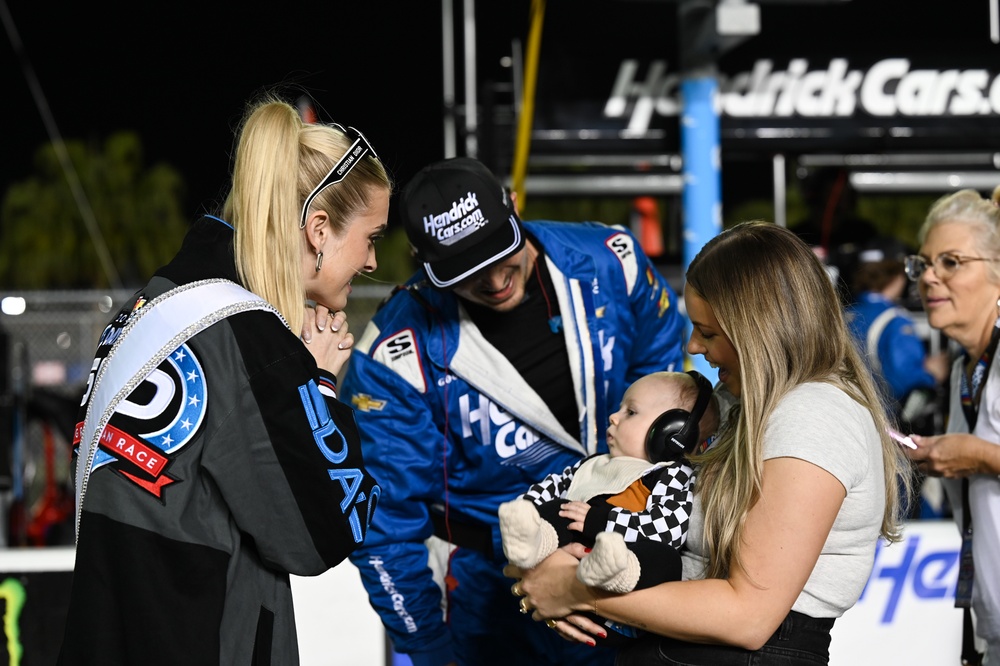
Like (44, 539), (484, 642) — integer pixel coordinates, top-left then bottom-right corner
(904, 186), (1000, 665)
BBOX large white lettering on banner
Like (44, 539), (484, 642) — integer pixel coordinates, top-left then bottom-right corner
(606, 58), (1000, 132)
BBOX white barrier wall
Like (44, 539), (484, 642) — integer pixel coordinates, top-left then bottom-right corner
(292, 520), (966, 666)
(830, 520), (963, 663)
(291, 564), (385, 666)
(1, 520), (965, 665)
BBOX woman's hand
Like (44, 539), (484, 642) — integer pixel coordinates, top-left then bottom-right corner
(301, 305), (353, 377)
(907, 433), (998, 477)
(540, 613), (607, 646)
(504, 546), (608, 646)
(559, 501), (591, 533)
(514, 548), (594, 622)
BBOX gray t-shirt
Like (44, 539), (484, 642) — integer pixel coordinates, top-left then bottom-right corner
(681, 382), (885, 618)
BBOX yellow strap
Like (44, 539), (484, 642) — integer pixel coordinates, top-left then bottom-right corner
(511, 0), (546, 210)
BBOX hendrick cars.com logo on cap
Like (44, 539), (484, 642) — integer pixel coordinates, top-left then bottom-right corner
(422, 192), (488, 246)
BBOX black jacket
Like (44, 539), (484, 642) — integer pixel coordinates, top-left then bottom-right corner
(59, 216), (379, 665)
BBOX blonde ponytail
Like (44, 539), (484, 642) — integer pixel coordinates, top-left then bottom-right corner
(223, 96), (392, 335)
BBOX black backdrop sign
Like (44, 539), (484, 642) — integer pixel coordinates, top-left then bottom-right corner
(530, 0), (1000, 156)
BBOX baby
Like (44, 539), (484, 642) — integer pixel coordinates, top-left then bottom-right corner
(499, 371), (719, 640)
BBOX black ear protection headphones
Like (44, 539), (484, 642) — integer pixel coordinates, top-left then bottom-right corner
(645, 370), (714, 463)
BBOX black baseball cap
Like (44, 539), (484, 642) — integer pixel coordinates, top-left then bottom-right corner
(401, 157), (525, 288)
(857, 237), (909, 265)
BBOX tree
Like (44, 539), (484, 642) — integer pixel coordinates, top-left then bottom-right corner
(0, 131), (189, 289)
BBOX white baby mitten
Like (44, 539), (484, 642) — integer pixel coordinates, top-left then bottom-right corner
(577, 531), (641, 594)
(498, 499), (559, 569)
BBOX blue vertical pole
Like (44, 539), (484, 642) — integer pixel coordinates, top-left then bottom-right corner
(680, 74), (722, 381)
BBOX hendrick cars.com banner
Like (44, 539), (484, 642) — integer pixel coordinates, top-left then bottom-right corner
(605, 58), (1000, 130)
(527, 1), (1000, 156)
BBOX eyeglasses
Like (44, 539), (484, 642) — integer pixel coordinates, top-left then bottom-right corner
(299, 123), (379, 228)
(904, 252), (1000, 281)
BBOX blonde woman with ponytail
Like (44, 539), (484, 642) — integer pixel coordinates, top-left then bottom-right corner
(511, 221), (909, 665)
(60, 95), (392, 665)
(226, 96), (391, 341)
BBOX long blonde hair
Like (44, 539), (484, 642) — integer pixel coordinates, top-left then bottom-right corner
(222, 95), (391, 333)
(687, 221), (908, 579)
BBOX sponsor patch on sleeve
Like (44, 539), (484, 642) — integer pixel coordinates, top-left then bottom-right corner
(372, 329), (427, 394)
(657, 288), (671, 317)
(605, 232), (638, 294)
(351, 393), (387, 412)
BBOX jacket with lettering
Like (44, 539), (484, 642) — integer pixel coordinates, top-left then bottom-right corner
(343, 220), (684, 665)
(58, 216), (379, 666)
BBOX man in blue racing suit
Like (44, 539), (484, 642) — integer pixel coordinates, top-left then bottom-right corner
(343, 157), (685, 666)
(845, 238), (948, 423)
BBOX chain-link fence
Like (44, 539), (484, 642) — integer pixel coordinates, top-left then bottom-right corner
(0, 285), (394, 390)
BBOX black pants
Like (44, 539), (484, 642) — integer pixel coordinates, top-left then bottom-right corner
(615, 610), (835, 666)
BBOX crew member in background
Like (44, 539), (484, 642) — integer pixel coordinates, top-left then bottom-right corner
(342, 157), (685, 666)
(846, 237), (949, 427)
(846, 236), (950, 520)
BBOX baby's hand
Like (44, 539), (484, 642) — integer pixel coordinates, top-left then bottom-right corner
(559, 501), (591, 533)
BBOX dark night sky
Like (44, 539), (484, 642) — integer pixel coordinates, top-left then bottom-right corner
(2, 2), (530, 224)
(4, 1), (999, 231)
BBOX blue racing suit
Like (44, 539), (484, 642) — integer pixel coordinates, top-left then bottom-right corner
(343, 221), (685, 666)
(846, 291), (937, 406)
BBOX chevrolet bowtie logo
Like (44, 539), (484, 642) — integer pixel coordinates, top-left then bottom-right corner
(352, 393), (387, 412)
(657, 288), (671, 318)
